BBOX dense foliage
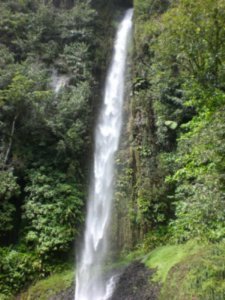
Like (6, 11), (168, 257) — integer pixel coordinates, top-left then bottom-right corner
(0, 0), (101, 297)
(130, 0), (225, 244)
(1, 0), (225, 297)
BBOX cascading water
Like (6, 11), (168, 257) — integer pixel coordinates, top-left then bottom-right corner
(50, 69), (69, 94)
(75, 9), (133, 300)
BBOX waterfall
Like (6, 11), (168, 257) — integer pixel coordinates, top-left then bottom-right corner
(50, 70), (69, 94)
(75, 9), (133, 300)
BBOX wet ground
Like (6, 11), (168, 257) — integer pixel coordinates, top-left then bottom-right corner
(51, 261), (159, 300)
(110, 261), (160, 300)
(17, 261), (159, 300)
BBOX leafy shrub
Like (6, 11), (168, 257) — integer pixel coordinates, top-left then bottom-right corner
(0, 170), (20, 239)
(0, 247), (41, 296)
(169, 106), (225, 243)
(23, 167), (84, 258)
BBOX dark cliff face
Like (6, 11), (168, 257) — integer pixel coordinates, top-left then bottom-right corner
(110, 262), (160, 300)
(92, 0), (133, 9)
(48, 287), (74, 300)
(52, 0), (133, 10)
(113, 0), (133, 8)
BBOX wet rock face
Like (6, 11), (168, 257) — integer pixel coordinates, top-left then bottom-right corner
(113, 0), (133, 8)
(48, 287), (74, 300)
(110, 262), (160, 300)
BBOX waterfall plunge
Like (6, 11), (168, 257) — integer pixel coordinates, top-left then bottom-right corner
(75, 9), (133, 300)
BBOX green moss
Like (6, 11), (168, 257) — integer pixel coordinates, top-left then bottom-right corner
(161, 242), (225, 300)
(138, 241), (225, 299)
(0, 294), (13, 300)
(21, 270), (74, 300)
(143, 240), (202, 283)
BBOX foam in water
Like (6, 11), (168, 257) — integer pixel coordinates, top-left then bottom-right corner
(75, 9), (133, 300)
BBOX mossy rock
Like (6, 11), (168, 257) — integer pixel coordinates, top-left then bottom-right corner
(142, 240), (225, 300)
(143, 240), (203, 283)
(160, 243), (225, 300)
(19, 271), (74, 300)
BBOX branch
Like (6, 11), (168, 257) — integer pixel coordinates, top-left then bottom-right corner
(4, 114), (18, 165)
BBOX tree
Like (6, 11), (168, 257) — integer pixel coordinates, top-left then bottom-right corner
(23, 167), (84, 259)
(0, 170), (20, 241)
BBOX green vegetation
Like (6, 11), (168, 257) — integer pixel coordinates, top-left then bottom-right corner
(23, 168), (83, 258)
(21, 270), (74, 300)
(127, 0), (225, 244)
(136, 241), (225, 300)
(143, 241), (203, 283)
(116, 240), (225, 299)
(112, 0), (225, 298)
(0, 0), (116, 297)
(1, 0), (225, 298)
(160, 242), (225, 300)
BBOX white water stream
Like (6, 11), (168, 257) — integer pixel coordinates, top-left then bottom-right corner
(50, 69), (69, 94)
(75, 9), (133, 300)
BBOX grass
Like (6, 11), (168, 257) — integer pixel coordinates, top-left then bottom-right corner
(139, 240), (225, 299)
(20, 270), (74, 300)
(160, 242), (225, 300)
(142, 240), (203, 283)
(18, 240), (225, 300)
